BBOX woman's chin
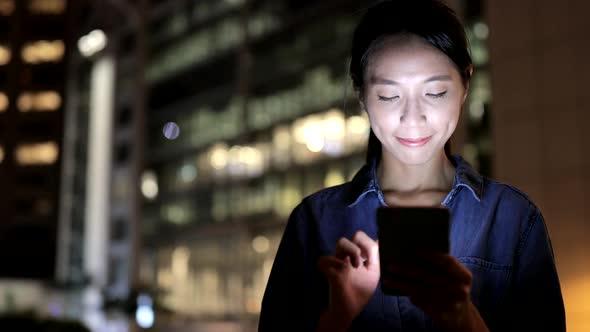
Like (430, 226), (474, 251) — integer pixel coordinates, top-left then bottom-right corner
(386, 146), (440, 166)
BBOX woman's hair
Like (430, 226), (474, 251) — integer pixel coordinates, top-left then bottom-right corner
(349, 0), (473, 163)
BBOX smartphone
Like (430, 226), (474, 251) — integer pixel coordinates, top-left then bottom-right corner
(376, 206), (450, 296)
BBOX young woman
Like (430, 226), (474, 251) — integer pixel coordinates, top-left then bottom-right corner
(259, 1), (565, 331)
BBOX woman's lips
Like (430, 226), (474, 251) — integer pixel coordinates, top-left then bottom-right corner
(396, 136), (432, 147)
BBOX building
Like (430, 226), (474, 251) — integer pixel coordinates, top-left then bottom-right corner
(486, 1), (590, 330)
(0, 0), (71, 280)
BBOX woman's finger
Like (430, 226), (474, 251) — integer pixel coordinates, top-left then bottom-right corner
(351, 231), (379, 267)
(335, 237), (363, 267)
(318, 256), (346, 272)
(317, 256), (347, 280)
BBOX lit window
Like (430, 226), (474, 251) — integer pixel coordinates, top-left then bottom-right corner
(160, 204), (190, 224)
(322, 109), (346, 156)
(178, 163), (197, 183)
(293, 115), (324, 153)
(157, 268), (173, 289)
(0, 0), (14, 16)
(141, 170), (158, 200)
(171, 247), (190, 279)
(252, 235), (270, 254)
(18, 91), (61, 112)
(208, 143), (229, 175)
(347, 115), (369, 134)
(0, 145), (4, 163)
(472, 22), (489, 40)
(0, 92), (8, 112)
(15, 142), (59, 165)
(17, 94), (33, 111)
(346, 113), (370, 152)
(22, 40), (65, 64)
(272, 125), (291, 167)
(0, 45), (10, 65)
(29, 0), (66, 15)
(36, 91), (61, 110)
(324, 168), (346, 188)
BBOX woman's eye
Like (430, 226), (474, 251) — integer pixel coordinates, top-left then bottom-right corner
(378, 95), (399, 102)
(426, 91), (447, 98)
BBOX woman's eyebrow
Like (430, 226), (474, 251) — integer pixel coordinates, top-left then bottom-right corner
(370, 76), (399, 85)
(424, 74), (452, 83)
(370, 74), (452, 85)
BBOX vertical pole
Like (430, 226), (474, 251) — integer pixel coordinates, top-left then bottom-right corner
(55, 51), (80, 284)
(84, 54), (116, 288)
(130, 0), (148, 293)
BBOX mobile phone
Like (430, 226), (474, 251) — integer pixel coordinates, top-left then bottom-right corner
(376, 206), (450, 296)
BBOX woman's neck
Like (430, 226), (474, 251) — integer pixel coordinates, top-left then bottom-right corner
(377, 150), (455, 195)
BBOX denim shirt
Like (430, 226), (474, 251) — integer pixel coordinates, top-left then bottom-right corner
(259, 155), (565, 332)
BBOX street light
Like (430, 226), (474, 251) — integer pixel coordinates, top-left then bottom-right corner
(77, 29), (107, 57)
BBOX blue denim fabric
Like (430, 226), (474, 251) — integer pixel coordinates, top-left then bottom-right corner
(259, 155), (565, 331)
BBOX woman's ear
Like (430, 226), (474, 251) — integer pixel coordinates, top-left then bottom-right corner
(355, 90), (367, 112)
(462, 65), (474, 104)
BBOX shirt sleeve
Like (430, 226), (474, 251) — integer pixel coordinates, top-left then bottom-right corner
(495, 210), (566, 331)
(258, 202), (327, 332)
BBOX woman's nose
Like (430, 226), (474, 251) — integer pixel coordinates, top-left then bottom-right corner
(400, 100), (427, 126)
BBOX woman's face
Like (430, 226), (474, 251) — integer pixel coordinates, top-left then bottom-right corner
(362, 35), (468, 165)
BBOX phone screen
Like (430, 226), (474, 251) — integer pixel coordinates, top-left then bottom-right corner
(376, 206), (450, 295)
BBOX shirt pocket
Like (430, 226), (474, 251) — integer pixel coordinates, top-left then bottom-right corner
(457, 256), (511, 322)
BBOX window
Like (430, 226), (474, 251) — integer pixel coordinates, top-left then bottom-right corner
(0, 45), (10, 65)
(21, 40), (65, 64)
(28, 0), (66, 15)
(160, 201), (193, 225)
(0, 91), (8, 112)
(17, 91), (61, 112)
(324, 167), (346, 188)
(15, 141), (59, 165)
(0, 0), (14, 16)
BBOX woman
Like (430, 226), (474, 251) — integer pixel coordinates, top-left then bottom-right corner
(259, 1), (565, 331)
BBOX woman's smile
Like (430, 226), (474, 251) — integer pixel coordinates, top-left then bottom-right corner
(395, 135), (433, 147)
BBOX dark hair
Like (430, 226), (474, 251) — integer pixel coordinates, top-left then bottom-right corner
(349, 0), (473, 163)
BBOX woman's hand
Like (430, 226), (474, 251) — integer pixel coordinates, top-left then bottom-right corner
(383, 253), (489, 332)
(316, 231), (380, 331)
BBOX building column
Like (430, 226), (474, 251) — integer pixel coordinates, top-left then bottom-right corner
(486, 1), (590, 331)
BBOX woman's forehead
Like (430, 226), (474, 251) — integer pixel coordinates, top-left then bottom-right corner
(366, 36), (460, 82)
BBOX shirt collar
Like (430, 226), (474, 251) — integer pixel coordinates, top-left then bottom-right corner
(346, 155), (483, 207)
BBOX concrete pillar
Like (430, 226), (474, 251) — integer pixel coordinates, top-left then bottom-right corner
(486, 1), (590, 330)
(84, 54), (116, 288)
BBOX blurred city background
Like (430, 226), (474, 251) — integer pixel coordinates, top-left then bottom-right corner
(0, 0), (587, 331)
